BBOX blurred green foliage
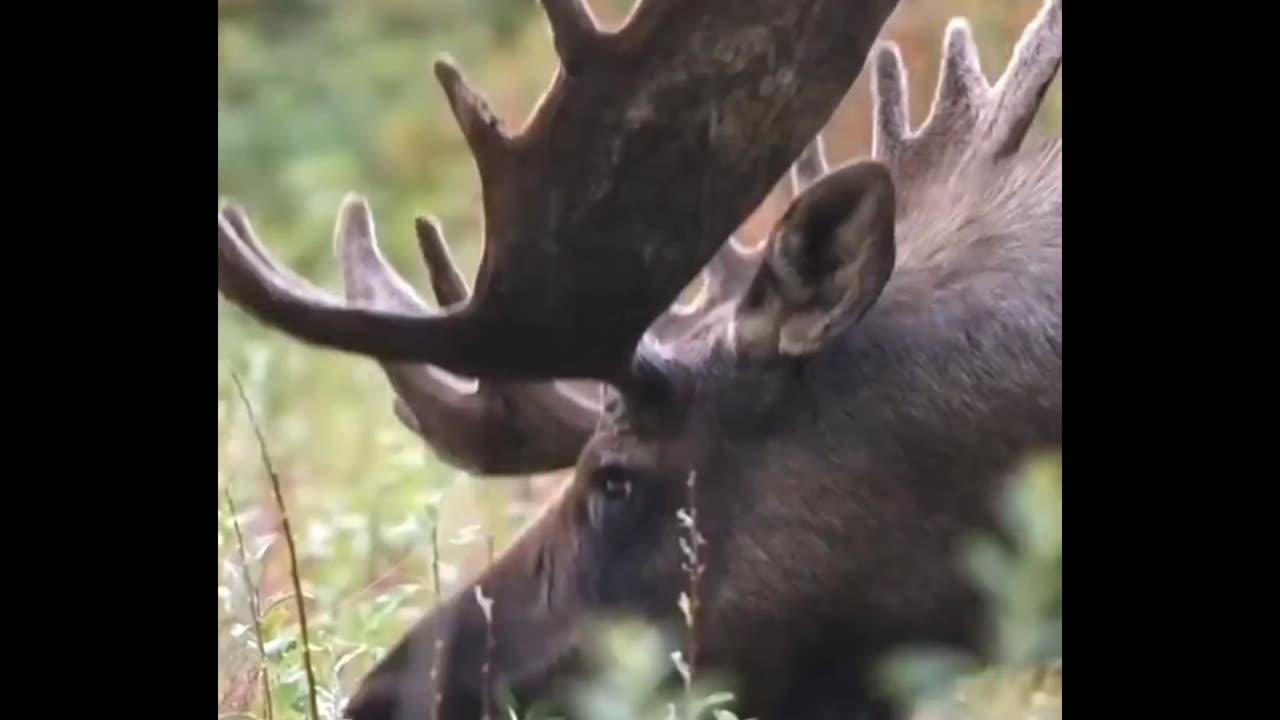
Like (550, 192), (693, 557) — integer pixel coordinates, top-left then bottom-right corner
(217, 2), (1061, 718)
(876, 452), (1062, 719)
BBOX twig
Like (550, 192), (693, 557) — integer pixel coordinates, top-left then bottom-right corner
(429, 514), (444, 719)
(478, 533), (498, 720)
(223, 487), (274, 720)
(475, 583), (496, 720)
(431, 521), (443, 604)
(232, 372), (321, 720)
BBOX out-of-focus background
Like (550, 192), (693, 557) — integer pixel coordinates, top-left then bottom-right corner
(217, 1), (1062, 718)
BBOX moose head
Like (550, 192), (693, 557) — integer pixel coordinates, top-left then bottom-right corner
(217, 1), (1062, 718)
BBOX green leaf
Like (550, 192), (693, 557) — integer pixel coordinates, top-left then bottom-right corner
(692, 691), (736, 716)
(273, 679), (302, 719)
(963, 536), (1012, 598)
(876, 645), (978, 705)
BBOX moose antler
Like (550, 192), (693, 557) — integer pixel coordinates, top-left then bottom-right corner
(337, 202), (604, 476)
(645, 134), (827, 341)
(871, 0), (1061, 201)
(218, 0), (900, 384)
(337, 137), (829, 477)
(221, 130), (831, 477)
(789, 133), (830, 197)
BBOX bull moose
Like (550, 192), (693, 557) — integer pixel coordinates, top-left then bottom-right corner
(216, 0), (1062, 718)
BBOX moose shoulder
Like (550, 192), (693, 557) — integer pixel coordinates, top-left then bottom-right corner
(216, 0), (1062, 718)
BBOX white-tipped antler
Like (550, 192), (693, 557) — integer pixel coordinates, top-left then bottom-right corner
(789, 133), (830, 198)
(218, 0), (901, 383)
(872, 0), (1061, 195)
(329, 197), (602, 476)
(220, 125), (834, 478)
(648, 133), (830, 341)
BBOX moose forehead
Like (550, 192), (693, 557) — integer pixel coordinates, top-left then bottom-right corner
(594, 323), (786, 448)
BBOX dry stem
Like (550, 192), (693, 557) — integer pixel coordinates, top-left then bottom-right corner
(429, 515), (444, 718)
(478, 533), (497, 720)
(232, 372), (321, 720)
(223, 487), (274, 719)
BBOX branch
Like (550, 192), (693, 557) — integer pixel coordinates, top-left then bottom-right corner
(231, 373), (320, 720)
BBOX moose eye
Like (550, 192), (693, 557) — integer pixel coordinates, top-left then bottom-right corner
(595, 465), (632, 502)
(587, 464), (635, 532)
(601, 473), (632, 501)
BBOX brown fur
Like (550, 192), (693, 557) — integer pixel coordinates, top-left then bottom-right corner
(344, 4), (1062, 712)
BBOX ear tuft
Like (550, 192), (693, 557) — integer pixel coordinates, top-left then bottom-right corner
(732, 160), (896, 363)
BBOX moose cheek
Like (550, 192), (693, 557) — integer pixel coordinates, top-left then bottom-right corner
(587, 492), (607, 532)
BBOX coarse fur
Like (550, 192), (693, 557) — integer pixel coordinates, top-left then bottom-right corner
(343, 8), (1062, 719)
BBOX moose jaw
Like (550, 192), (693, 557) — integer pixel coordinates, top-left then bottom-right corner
(217, 0), (1062, 719)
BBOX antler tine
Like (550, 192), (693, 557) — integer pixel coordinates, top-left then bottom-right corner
(334, 199), (599, 476)
(645, 231), (763, 342)
(539, 0), (604, 74)
(413, 216), (470, 308)
(871, 42), (909, 163)
(219, 212), (353, 314)
(329, 196), (472, 408)
(433, 60), (512, 181)
(218, 0), (901, 384)
(789, 134), (830, 199)
(336, 195), (432, 315)
(649, 128), (829, 343)
(646, 126), (829, 345)
(705, 235), (765, 302)
(706, 133), (831, 311)
(928, 19), (992, 136)
(871, 0), (1060, 198)
(988, 0), (1062, 158)
(219, 203), (344, 307)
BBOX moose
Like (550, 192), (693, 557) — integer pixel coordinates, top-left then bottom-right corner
(216, 0), (1062, 718)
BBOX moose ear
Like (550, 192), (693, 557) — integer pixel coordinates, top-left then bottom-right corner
(731, 160), (897, 362)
